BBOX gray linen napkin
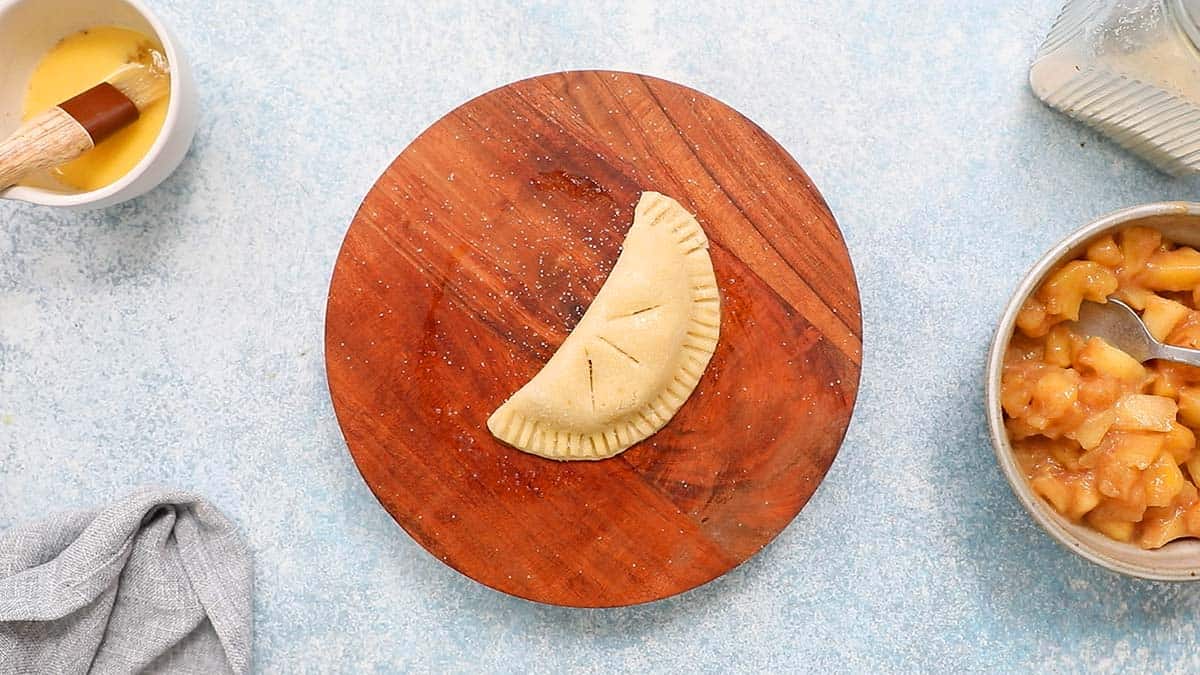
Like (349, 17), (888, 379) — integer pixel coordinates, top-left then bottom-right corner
(0, 488), (252, 674)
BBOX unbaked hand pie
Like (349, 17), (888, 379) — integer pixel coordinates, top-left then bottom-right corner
(487, 192), (721, 460)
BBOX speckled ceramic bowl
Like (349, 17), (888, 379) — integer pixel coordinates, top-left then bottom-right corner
(0, 0), (197, 209)
(987, 201), (1200, 581)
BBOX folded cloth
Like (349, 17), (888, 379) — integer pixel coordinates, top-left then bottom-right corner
(0, 488), (252, 674)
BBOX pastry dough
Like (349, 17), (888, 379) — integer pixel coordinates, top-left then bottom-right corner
(487, 192), (720, 460)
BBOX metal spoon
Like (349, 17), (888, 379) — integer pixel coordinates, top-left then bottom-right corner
(1072, 298), (1200, 367)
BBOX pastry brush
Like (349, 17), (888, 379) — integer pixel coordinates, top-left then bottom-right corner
(0, 57), (169, 190)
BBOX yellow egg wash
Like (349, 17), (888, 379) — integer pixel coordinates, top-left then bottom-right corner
(21, 26), (169, 191)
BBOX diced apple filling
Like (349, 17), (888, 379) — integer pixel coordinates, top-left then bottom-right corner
(1004, 225), (1200, 549)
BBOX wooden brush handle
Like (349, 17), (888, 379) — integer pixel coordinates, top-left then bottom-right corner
(0, 108), (94, 190)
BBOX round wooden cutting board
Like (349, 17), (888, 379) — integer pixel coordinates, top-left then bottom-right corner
(326, 71), (862, 607)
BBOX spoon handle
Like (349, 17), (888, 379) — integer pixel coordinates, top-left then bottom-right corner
(1152, 342), (1200, 368)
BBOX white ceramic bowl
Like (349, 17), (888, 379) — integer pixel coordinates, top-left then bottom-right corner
(988, 201), (1200, 581)
(0, 0), (197, 209)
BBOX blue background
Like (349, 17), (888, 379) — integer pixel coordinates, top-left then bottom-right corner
(4, 1), (1200, 671)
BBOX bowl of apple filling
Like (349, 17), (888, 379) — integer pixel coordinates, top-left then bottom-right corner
(988, 202), (1200, 579)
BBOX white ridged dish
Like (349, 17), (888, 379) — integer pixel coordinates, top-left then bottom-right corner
(1030, 0), (1200, 175)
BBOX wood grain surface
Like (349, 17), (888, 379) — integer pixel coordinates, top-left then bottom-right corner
(325, 71), (862, 607)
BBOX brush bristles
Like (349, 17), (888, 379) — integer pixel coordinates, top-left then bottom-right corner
(107, 62), (170, 111)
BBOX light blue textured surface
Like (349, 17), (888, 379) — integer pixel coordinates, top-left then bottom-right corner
(5, 1), (1200, 671)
